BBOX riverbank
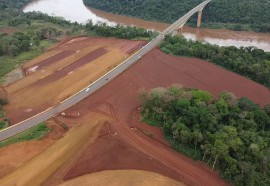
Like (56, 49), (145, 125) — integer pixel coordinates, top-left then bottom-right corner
(23, 0), (270, 51)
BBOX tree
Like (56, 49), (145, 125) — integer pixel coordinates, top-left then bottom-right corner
(211, 139), (229, 170)
(193, 130), (203, 149)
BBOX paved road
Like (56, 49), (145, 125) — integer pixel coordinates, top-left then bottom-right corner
(0, 0), (211, 141)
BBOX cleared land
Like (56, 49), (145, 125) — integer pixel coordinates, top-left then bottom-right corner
(59, 47), (269, 185)
(0, 119), (66, 178)
(1, 39), (269, 185)
(60, 170), (183, 186)
(0, 114), (106, 185)
(3, 37), (145, 124)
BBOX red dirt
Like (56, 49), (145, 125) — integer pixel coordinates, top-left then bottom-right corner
(64, 122), (181, 182)
(63, 102), (225, 186)
(63, 48), (270, 126)
(35, 47), (107, 85)
(5, 37), (146, 125)
(6, 37), (270, 185)
(0, 28), (17, 34)
(0, 119), (67, 178)
(24, 50), (75, 75)
(61, 47), (270, 185)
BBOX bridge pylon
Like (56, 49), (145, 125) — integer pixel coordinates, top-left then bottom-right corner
(171, 0), (211, 34)
(197, 10), (203, 28)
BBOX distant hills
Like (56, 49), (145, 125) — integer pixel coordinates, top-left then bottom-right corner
(83, 0), (270, 32)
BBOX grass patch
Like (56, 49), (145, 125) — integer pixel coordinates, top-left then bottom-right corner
(0, 121), (5, 130)
(0, 122), (51, 148)
(0, 39), (56, 81)
(0, 110), (5, 118)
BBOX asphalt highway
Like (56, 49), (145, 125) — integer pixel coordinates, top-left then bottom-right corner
(0, 0), (211, 141)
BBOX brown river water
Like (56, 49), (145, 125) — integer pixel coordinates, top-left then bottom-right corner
(23, 0), (270, 51)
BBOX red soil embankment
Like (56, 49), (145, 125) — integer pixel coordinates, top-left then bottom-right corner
(64, 122), (180, 182)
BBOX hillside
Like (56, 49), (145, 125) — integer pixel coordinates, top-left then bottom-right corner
(83, 0), (270, 32)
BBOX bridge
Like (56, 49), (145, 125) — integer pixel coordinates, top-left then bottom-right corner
(0, 0), (211, 141)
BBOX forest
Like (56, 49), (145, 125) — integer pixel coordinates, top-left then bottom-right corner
(139, 85), (270, 185)
(83, 0), (270, 32)
(160, 35), (270, 88)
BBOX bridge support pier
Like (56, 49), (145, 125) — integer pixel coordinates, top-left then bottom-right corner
(197, 10), (202, 28)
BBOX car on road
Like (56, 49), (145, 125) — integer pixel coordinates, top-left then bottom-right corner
(85, 88), (90, 92)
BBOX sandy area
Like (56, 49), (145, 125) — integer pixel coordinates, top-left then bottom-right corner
(0, 119), (66, 178)
(0, 114), (106, 185)
(60, 170), (184, 186)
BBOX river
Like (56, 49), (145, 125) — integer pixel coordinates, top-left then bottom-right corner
(23, 0), (270, 51)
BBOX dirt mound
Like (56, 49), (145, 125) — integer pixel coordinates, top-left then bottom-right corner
(61, 170), (184, 186)
(0, 116), (105, 186)
(63, 103), (225, 186)
(64, 122), (180, 181)
(0, 120), (66, 178)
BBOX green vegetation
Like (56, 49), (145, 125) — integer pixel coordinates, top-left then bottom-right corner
(0, 121), (5, 130)
(0, 40), (55, 82)
(83, 0), (270, 32)
(139, 85), (270, 185)
(160, 35), (270, 88)
(85, 20), (157, 39)
(0, 0), (33, 9)
(0, 98), (8, 129)
(0, 123), (51, 147)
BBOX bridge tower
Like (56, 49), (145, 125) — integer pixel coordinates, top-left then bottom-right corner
(174, 0), (211, 33)
(197, 9), (203, 28)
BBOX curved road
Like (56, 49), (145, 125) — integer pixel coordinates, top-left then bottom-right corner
(0, 0), (211, 141)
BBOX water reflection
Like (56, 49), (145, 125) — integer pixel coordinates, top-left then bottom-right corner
(23, 0), (270, 51)
(182, 33), (270, 50)
(23, 0), (116, 25)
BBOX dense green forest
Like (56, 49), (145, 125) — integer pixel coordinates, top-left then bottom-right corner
(139, 85), (270, 185)
(83, 0), (270, 32)
(160, 35), (270, 88)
